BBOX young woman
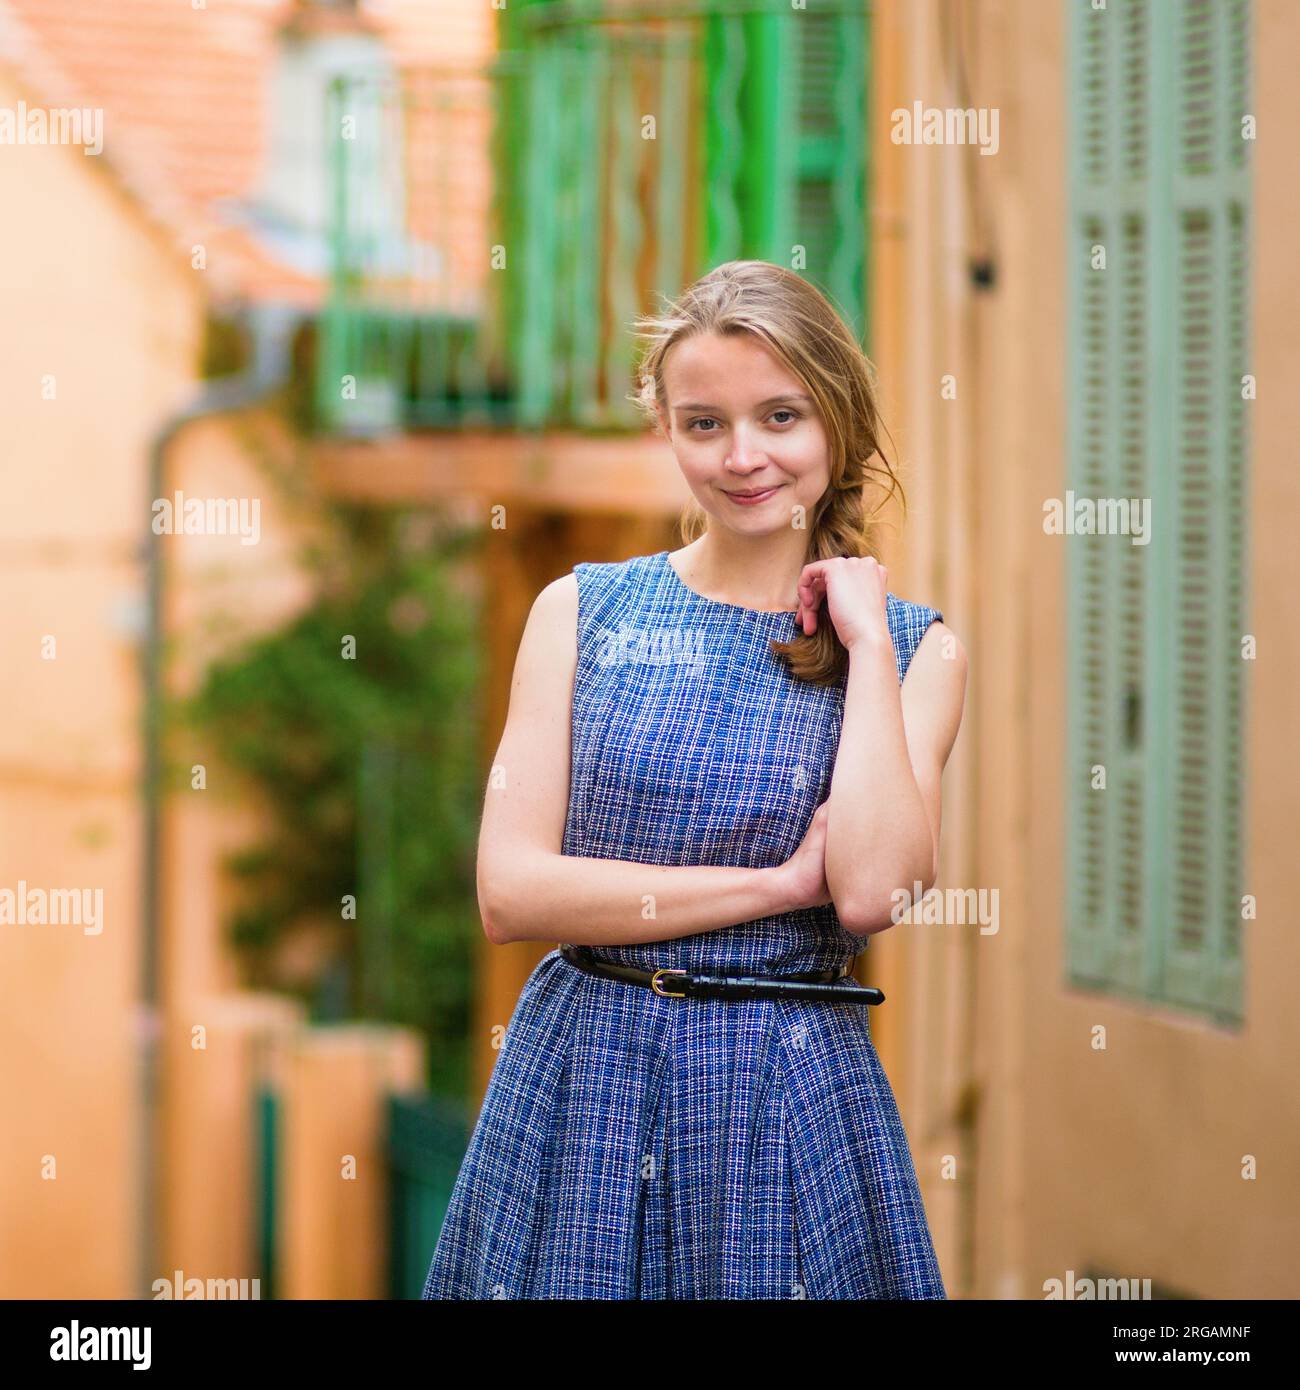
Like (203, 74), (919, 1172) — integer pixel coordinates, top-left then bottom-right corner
(423, 260), (967, 1300)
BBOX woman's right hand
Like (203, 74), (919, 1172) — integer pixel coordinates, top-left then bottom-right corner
(773, 800), (833, 912)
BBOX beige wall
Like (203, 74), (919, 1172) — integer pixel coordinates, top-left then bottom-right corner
(0, 63), (202, 1297)
(884, 0), (1300, 1298)
(869, 0), (981, 1296)
(0, 61), (340, 1295)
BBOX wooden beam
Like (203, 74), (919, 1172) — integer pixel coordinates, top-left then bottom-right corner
(309, 430), (691, 516)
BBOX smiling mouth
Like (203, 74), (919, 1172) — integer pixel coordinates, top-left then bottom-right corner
(725, 485), (782, 499)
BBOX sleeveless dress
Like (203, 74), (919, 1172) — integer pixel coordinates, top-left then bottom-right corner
(422, 549), (946, 1300)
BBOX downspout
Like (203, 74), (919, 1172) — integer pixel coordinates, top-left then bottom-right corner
(138, 301), (306, 1298)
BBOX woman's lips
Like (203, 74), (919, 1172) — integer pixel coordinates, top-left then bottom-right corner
(723, 485), (781, 506)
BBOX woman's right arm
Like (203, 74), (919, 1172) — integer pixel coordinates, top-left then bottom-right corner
(476, 572), (815, 947)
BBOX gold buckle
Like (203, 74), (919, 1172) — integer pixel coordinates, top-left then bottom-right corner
(650, 968), (689, 999)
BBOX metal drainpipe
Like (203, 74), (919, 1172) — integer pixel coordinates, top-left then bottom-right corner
(138, 301), (306, 1298)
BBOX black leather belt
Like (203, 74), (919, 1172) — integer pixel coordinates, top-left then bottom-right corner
(560, 944), (884, 1006)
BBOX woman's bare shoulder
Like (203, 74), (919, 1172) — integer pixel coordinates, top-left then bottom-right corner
(507, 573), (579, 695)
(531, 572), (579, 640)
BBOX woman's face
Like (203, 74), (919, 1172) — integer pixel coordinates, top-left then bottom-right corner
(656, 331), (830, 536)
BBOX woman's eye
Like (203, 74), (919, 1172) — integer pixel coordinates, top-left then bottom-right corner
(687, 410), (799, 432)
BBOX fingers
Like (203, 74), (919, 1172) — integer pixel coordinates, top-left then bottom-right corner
(796, 570), (827, 636)
(794, 556), (889, 639)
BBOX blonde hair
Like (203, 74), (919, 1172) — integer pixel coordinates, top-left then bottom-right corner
(629, 259), (906, 687)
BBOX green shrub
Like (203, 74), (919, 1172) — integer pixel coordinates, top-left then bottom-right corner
(174, 508), (482, 1098)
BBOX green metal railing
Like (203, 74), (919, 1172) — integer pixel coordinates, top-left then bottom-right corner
(318, 0), (871, 435)
(253, 1083), (472, 1299)
(386, 1092), (472, 1298)
(255, 1084), (279, 1299)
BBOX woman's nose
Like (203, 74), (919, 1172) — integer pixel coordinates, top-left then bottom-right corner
(728, 423), (767, 469)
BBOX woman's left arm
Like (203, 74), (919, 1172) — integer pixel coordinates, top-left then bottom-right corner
(795, 558), (967, 935)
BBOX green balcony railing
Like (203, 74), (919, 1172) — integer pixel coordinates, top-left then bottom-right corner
(386, 1092), (472, 1298)
(317, 0), (871, 436)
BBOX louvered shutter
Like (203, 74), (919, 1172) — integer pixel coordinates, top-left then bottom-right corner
(792, 5), (868, 340)
(1065, 0), (1150, 995)
(1065, 0), (1250, 1022)
(1161, 0), (1250, 1018)
(705, 2), (868, 340)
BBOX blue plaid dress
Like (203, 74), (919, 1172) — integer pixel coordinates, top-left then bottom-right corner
(422, 549), (947, 1299)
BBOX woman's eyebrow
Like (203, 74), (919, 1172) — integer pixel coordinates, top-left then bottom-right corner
(673, 393), (814, 412)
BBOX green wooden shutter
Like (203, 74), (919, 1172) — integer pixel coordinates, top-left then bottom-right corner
(793, 4), (868, 341)
(1162, 0), (1251, 1017)
(705, 1), (868, 341)
(1065, 0), (1151, 996)
(1065, 0), (1250, 1023)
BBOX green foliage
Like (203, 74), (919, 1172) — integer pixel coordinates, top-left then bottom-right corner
(176, 508), (482, 1098)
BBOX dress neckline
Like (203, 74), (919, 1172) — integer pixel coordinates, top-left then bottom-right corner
(656, 549), (800, 619)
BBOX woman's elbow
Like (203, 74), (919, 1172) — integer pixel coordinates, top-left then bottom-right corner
(480, 904), (511, 947)
(836, 862), (937, 936)
(477, 843), (555, 945)
(835, 896), (894, 937)
(477, 852), (521, 946)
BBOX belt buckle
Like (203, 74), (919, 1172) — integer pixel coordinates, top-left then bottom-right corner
(650, 967), (689, 999)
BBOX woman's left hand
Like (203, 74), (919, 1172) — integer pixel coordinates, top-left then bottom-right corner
(795, 556), (892, 652)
